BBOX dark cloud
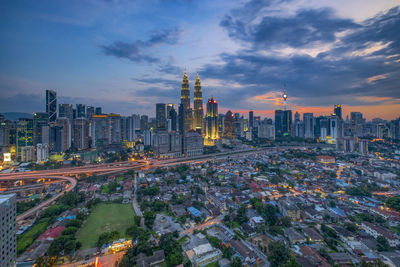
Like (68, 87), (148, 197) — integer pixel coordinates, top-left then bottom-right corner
(100, 27), (181, 63)
(100, 41), (159, 63)
(202, 5), (400, 110)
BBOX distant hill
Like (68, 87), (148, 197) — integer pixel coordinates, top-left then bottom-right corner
(1, 112), (33, 121)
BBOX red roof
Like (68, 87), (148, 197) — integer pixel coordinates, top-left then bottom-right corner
(38, 226), (65, 241)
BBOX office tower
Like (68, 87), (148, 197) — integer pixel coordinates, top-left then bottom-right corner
(156, 103), (166, 131)
(16, 118), (33, 161)
(167, 104), (174, 120)
(351, 112), (364, 137)
(193, 74), (204, 133)
(108, 114), (122, 144)
(358, 139), (369, 155)
(249, 111), (254, 129)
(56, 118), (71, 152)
(283, 110), (292, 136)
(303, 113), (314, 139)
(0, 116), (12, 150)
(330, 116), (339, 140)
(275, 110), (284, 137)
(223, 110), (235, 139)
(72, 118), (89, 150)
(87, 106), (95, 118)
(132, 114), (141, 131)
(59, 104), (73, 121)
(180, 72), (193, 133)
(169, 107), (177, 132)
(140, 115), (149, 132)
(46, 89), (57, 122)
(49, 125), (63, 153)
(95, 107), (102, 115)
(33, 112), (49, 146)
(204, 97), (218, 145)
(178, 104), (185, 134)
(76, 104), (86, 118)
(294, 112), (303, 137)
(184, 131), (203, 156)
(258, 121), (275, 140)
(390, 119), (400, 139)
(254, 116), (261, 128)
(91, 115), (108, 147)
(334, 104), (342, 120)
(0, 194), (16, 267)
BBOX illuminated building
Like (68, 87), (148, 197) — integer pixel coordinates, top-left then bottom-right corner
(193, 74), (204, 133)
(156, 103), (166, 131)
(0, 194), (16, 267)
(334, 104), (342, 120)
(204, 97), (218, 146)
(351, 112), (364, 137)
(180, 72), (193, 133)
(283, 110), (292, 136)
(46, 89), (57, 122)
(223, 110), (235, 140)
(72, 117), (89, 150)
(303, 113), (314, 139)
(36, 143), (49, 162)
(16, 118), (33, 161)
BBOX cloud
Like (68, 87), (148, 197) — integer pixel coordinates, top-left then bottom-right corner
(100, 27), (181, 63)
(198, 4), (400, 112)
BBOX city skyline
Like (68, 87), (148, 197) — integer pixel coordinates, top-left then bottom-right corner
(1, 1), (400, 120)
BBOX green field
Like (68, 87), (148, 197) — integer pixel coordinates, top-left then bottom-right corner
(76, 203), (135, 249)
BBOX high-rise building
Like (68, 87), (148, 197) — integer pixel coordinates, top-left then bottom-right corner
(33, 112), (49, 146)
(249, 111), (254, 129)
(180, 72), (192, 133)
(303, 113), (314, 139)
(283, 110), (292, 136)
(330, 116), (339, 140)
(140, 115), (149, 132)
(0, 194), (16, 267)
(36, 143), (49, 162)
(72, 118), (89, 150)
(193, 74), (204, 133)
(334, 104), (342, 120)
(56, 117), (71, 152)
(169, 106), (177, 132)
(59, 104), (73, 121)
(95, 107), (102, 115)
(223, 110), (235, 139)
(16, 118), (33, 161)
(76, 104), (86, 118)
(275, 110), (284, 137)
(204, 97), (218, 145)
(49, 125), (62, 153)
(351, 112), (364, 137)
(156, 103), (166, 131)
(87, 106), (95, 118)
(46, 90), (57, 122)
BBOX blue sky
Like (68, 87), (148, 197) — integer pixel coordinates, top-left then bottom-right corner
(0, 0), (399, 120)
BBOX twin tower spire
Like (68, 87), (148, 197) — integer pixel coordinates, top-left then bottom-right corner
(180, 72), (203, 133)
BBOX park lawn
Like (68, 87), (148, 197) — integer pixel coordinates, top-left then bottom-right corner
(76, 203), (135, 249)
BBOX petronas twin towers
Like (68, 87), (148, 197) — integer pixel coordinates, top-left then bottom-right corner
(180, 72), (204, 134)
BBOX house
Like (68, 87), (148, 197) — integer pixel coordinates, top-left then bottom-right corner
(361, 221), (400, 247)
(303, 227), (323, 242)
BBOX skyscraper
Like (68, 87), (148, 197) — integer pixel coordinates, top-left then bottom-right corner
(204, 97), (218, 145)
(87, 106), (95, 118)
(156, 103), (166, 131)
(180, 72), (192, 133)
(59, 104), (73, 121)
(334, 104), (342, 120)
(33, 112), (49, 146)
(275, 110), (284, 137)
(46, 90), (57, 122)
(76, 104), (86, 118)
(249, 111), (254, 129)
(0, 194), (16, 267)
(303, 113), (314, 139)
(193, 74), (204, 133)
(95, 107), (102, 115)
(72, 118), (89, 150)
(283, 110), (292, 136)
(169, 106), (177, 132)
(223, 110), (235, 139)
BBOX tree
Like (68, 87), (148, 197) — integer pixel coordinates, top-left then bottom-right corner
(230, 257), (242, 267)
(268, 241), (290, 267)
(377, 235), (391, 252)
(385, 196), (400, 211)
(361, 260), (389, 267)
(144, 211), (156, 228)
(284, 257), (302, 267)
